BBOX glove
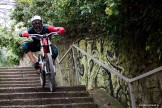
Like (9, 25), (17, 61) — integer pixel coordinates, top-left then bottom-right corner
(58, 27), (65, 35)
(19, 32), (22, 37)
(22, 31), (29, 38)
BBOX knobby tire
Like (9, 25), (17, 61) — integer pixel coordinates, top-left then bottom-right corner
(45, 53), (56, 92)
(38, 54), (46, 88)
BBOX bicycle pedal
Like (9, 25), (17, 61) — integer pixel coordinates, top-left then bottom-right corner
(45, 72), (51, 75)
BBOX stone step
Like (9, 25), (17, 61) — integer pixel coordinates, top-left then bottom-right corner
(0, 66), (33, 70)
(54, 85), (87, 92)
(0, 91), (89, 99)
(0, 68), (35, 72)
(0, 103), (98, 108)
(0, 97), (94, 105)
(0, 83), (42, 87)
(0, 79), (50, 87)
(0, 67), (98, 108)
(0, 77), (39, 81)
(0, 87), (50, 93)
(0, 80), (40, 84)
(0, 86), (86, 93)
(0, 70), (36, 75)
(0, 74), (38, 78)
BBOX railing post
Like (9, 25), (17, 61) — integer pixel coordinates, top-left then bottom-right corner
(128, 82), (136, 108)
(57, 58), (63, 86)
(72, 46), (80, 85)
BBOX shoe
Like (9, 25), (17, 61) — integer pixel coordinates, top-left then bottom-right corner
(34, 62), (40, 70)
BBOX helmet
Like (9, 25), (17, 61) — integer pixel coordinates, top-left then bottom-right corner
(31, 15), (42, 22)
(31, 15), (43, 33)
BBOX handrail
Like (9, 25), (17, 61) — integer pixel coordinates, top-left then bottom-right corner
(129, 66), (162, 82)
(27, 47), (162, 84)
(58, 45), (73, 64)
(72, 44), (130, 82)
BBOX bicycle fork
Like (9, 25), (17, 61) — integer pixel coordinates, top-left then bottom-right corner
(40, 38), (56, 74)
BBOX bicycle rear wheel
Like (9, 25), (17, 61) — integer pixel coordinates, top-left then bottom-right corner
(45, 53), (56, 92)
(38, 54), (46, 88)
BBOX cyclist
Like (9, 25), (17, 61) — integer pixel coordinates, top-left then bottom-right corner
(19, 15), (65, 70)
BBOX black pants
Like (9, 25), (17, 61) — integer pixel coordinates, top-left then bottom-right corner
(22, 41), (58, 59)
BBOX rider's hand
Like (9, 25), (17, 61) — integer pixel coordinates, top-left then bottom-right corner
(58, 27), (65, 35)
(22, 31), (29, 38)
(19, 32), (23, 37)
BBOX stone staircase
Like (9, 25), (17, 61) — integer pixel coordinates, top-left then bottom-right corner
(0, 67), (98, 108)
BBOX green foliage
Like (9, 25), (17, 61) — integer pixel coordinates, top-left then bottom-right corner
(117, 0), (162, 73)
(0, 48), (7, 66)
(11, 0), (113, 38)
(105, 0), (120, 16)
(10, 0), (162, 75)
(0, 26), (23, 66)
(18, 0), (30, 2)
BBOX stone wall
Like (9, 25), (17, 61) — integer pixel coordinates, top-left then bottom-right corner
(74, 37), (130, 107)
(58, 36), (162, 107)
(74, 37), (162, 107)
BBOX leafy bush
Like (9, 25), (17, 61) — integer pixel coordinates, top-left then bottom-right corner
(0, 26), (23, 66)
(9, 0), (162, 73)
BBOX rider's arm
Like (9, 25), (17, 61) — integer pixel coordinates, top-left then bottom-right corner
(19, 27), (35, 37)
(48, 26), (65, 35)
(19, 31), (29, 37)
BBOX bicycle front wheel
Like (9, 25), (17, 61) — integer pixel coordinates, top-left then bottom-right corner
(45, 53), (56, 92)
(38, 54), (46, 88)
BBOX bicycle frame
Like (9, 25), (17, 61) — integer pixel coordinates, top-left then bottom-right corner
(29, 32), (58, 57)
(39, 37), (51, 74)
(40, 37), (53, 56)
(29, 32), (58, 72)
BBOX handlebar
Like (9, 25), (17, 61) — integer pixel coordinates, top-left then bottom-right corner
(29, 32), (59, 38)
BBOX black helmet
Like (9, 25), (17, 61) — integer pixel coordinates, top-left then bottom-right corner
(31, 15), (43, 33)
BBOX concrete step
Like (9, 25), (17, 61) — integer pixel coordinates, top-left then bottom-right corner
(0, 80), (40, 84)
(0, 77), (39, 81)
(0, 83), (42, 87)
(0, 103), (98, 108)
(0, 71), (36, 75)
(0, 97), (94, 105)
(0, 86), (87, 93)
(0, 67), (98, 108)
(0, 91), (89, 99)
(54, 85), (87, 92)
(0, 87), (50, 93)
(0, 68), (35, 72)
(0, 74), (38, 78)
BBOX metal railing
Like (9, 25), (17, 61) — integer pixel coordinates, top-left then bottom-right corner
(56, 44), (162, 108)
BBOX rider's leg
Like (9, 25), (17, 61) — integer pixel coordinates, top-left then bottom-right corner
(27, 51), (40, 70)
(51, 44), (58, 59)
(51, 44), (58, 65)
(22, 41), (40, 69)
(26, 51), (35, 63)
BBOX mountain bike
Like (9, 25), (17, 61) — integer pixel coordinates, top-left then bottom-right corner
(29, 32), (58, 92)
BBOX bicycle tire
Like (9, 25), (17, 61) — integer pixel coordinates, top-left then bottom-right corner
(38, 54), (46, 88)
(45, 53), (56, 92)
